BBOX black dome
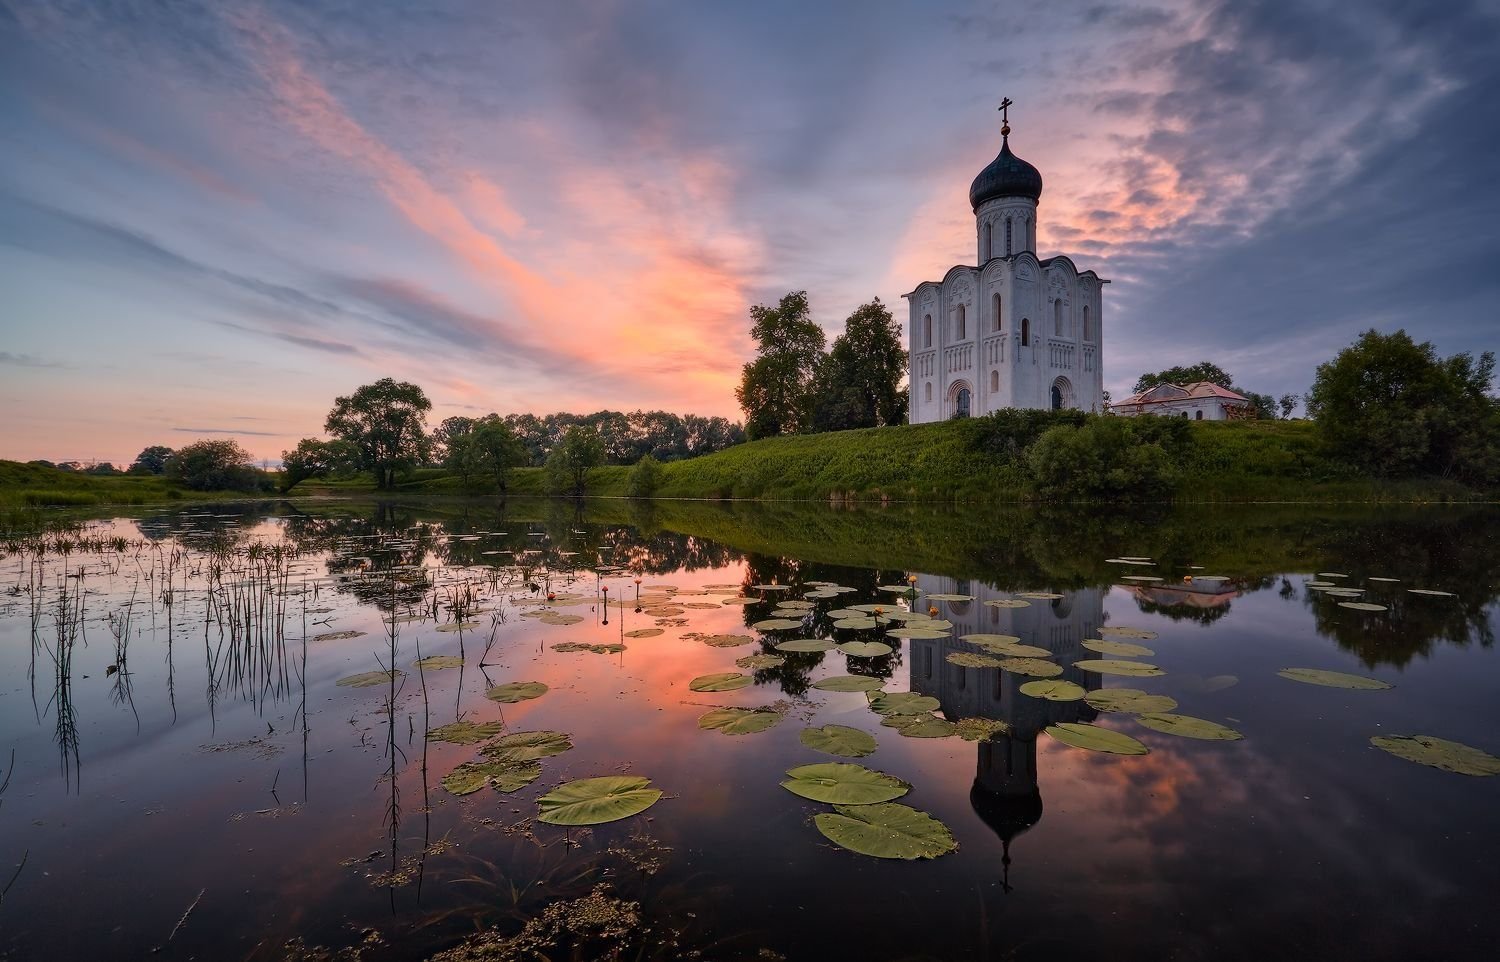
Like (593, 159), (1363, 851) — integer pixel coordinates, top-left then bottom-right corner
(969, 135), (1043, 209)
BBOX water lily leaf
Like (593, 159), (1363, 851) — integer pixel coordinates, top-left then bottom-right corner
(587, 643), (625, 654)
(1000, 658), (1064, 677)
(826, 609), (868, 620)
(803, 590), (838, 599)
(1016, 591), (1064, 600)
(925, 593), (974, 602)
(444, 757), (543, 795)
(1407, 588), (1456, 597)
(956, 718), (1012, 741)
(1337, 601), (1388, 612)
(736, 653), (785, 670)
(689, 672), (752, 692)
(895, 717), (958, 738)
(720, 597), (756, 605)
(428, 720), (504, 744)
(982, 599), (1031, 608)
(961, 633), (1020, 646)
(778, 600), (816, 610)
(1045, 722), (1150, 755)
(811, 675), (886, 692)
(1084, 689), (1178, 713)
(337, 670), (402, 688)
(698, 707), (781, 735)
(485, 681), (550, 703)
(1317, 572), (1348, 578)
(1098, 626), (1158, 640)
(701, 634), (755, 648)
(1121, 575), (1164, 582)
(964, 636), (1051, 657)
(1082, 639), (1154, 657)
(483, 730), (573, 760)
(752, 584), (792, 591)
(536, 775), (663, 825)
(775, 638), (836, 653)
(1370, 735), (1500, 776)
(880, 712), (928, 729)
(1020, 679), (1085, 701)
(867, 691), (940, 715)
(314, 630), (366, 642)
(833, 618), (879, 630)
(436, 621), (482, 632)
(1367, 577), (1400, 583)
(1074, 659), (1164, 677)
(413, 655), (464, 670)
(946, 652), (1005, 668)
(814, 803), (957, 860)
(885, 626), (950, 640)
(781, 763), (910, 804)
(551, 641), (593, 652)
(1136, 713), (1244, 741)
(838, 641), (894, 658)
(1277, 668), (1392, 690)
(753, 618), (805, 630)
(537, 613), (585, 625)
(800, 725), (878, 758)
(624, 628), (665, 638)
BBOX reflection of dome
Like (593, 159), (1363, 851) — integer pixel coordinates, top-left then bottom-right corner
(971, 779), (1043, 844)
(969, 134), (1044, 209)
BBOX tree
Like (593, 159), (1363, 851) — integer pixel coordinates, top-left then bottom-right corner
(446, 415), (525, 492)
(129, 445), (174, 475)
(1133, 362), (1234, 394)
(324, 378), (432, 489)
(811, 298), (909, 431)
(1278, 393), (1300, 419)
(280, 438), (359, 491)
(1027, 416), (1190, 501)
(736, 292), (826, 439)
(431, 416), (476, 465)
(166, 439), (264, 491)
(626, 454), (664, 498)
(1306, 329), (1498, 481)
(545, 426), (605, 495)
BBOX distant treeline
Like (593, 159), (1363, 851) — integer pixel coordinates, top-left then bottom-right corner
(434, 410), (744, 467)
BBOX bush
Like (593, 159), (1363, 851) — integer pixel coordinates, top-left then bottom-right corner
(1027, 416), (1189, 501)
(626, 455), (664, 498)
(166, 439), (270, 492)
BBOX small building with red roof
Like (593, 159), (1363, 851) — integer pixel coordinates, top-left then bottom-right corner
(1108, 381), (1255, 420)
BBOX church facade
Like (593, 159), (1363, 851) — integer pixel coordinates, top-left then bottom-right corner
(905, 113), (1107, 422)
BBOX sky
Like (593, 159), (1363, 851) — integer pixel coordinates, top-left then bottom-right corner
(1, 0), (1497, 466)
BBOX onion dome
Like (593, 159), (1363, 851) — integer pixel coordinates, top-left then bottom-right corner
(969, 129), (1043, 210)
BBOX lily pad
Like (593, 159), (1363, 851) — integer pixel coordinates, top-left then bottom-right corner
(1074, 659), (1165, 677)
(775, 638), (836, 653)
(1019, 679), (1086, 701)
(1337, 601), (1388, 612)
(624, 628), (665, 638)
(701, 634), (755, 648)
(1277, 668), (1392, 690)
(867, 691), (941, 715)
(1084, 689), (1179, 713)
(956, 717), (1012, 741)
(314, 630), (366, 642)
(414, 655), (464, 670)
(754, 618), (806, 631)
(1136, 713), (1244, 741)
(813, 803), (957, 860)
(485, 681), (550, 703)
(832, 617), (879, 630)
(427, 720), (505, 744)
(1098, 626), (1159, 640)
(536, 775), (664, 825)
(337, 670), (402, 688)
(736, 653), (786, 670)
(1016, 592), (1064, 600)
(1000, 658), (1064, 677)
(946, 652), (1005, 669)
(781, 763), (910, 804)
(436, 621), (482, 632)
(925, 593), (974, 602)
(1082, 639), (1154, 657)
(885, 626), (951, 640)
(689, 672), (752, 692)
(483, 730), (573, 760)
(1370, 735), (1500, 776)
(1407, 588), (1456, 597)
(838, 641), (894, 658)
(811, 675), (886, 692)
(895, 717), (958, 738)
(800, 725), (878, 758)
(982, 599), (1031, 608)
(1045, 722), (1150, 755)
(443, 757), (543, 795)
(697, 707), (781, 735)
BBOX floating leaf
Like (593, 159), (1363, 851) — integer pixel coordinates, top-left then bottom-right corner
(1000, 658), (1064, 678)
(832, 617), (879, 630)
(1074, 659), (1164, 677)
(689, 672), (752, 692)
(1337, 601), (1388, 612)
(485, 681), (550, 703)
(1317, 572), (1348, 578)
(800, 725), (878, 758)
(895, 717), (958, 739)
(885, 626), (950, 640)
(1277, 668), (1392, 690)
(443, 757), (542, 795)
(337, 670), (402, 688)
(956, 718), (1012, 741)
(1136, 713), (1244, 741)
(587, 643), (625, 654)
(413, 655), (464, 670)
(483, 730), (573, 760)
(880, 713), (929, 729)
(1082, 639), (1154, 657)
(428, 720), (504, 744)
(1016, 592), (1064, 600)
(624, 628), (665, 638)
(697, 707), (781, 735)
(982, 599), (1031, 608)
(1367, 577), (1401, 583)
(775, 638), (836, 653)
(781, 763), (910, 804)
(1084, 689), (1178, 713)
(1020, 679), (1085, 701)
(436, 621), (482, 632)
(1121, 575), (1164, 583)
(925, 593), (974, 602)
(736, 653), (785, 670)
(753, 618), (805, 631)
(1407, 588), (1455, 597)
(867, 691), (940, 715)
(1045, 722), (1150, 755)
(961, 633), (1020, 646)
(813, 803), (957, 860)
(838, 641), (894, 658)
(1098, 626), (1158, 640)
(946, 652), (1005, 669)
(1370, 735), (1500, 776)
(314, 630), (365, 642)
(701, 634), (755, 648)
(536, 775), (663, 825)
(811, 675), (886, 692)
(963, 635), (1050, 657)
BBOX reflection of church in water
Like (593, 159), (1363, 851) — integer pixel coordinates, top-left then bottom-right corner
(908, 575), (1103, 889)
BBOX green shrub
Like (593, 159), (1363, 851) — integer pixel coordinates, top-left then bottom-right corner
(626, 455), (664, 498)
(1027, 416), (1188, 501)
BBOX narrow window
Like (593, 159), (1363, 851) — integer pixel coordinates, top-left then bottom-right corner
(1054, 299), (1063, 336)
(1005, 218), (1013, 256)
(984, 222), (993, 261)
(924, 382), (932, 403)
(990, 370), (999, 392)
(956, 304), (966, 340)
(1195, 410), (1204, 420)
(1051, 384), (1063, 410)
(992, 293), (1002, 332)
(1082, 305), (1091, 341)
(1021, 318), (1030, 347)
(955, 388), (971, 418)
(923, 314), (932, 348)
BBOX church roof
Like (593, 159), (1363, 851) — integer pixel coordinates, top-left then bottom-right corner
(969, 134), (1043, 209)
(1114, 382), (1251, 407)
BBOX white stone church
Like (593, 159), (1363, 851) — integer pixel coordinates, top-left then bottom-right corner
(905, 113), (1107, 422)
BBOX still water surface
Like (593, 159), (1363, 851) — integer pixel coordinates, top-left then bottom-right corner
(0, 499), (1497, 961)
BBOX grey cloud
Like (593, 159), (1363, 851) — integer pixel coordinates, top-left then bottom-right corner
(172, 427), (281, 436)
(0, 351), (64, 368)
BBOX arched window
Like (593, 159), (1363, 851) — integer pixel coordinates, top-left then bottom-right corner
(1195, 409), (1204, 420)
(923, 314), (932, 348)
(990, 370), (999, 392)
(956, 304), (966, 340)
(992, 293), (1002, 332)
(955, 388), (971, 418)
(1005, 218), (1013, 256)
(984, 222), (993, 261)
(1054, 299), (1063, 336)
(1021, 317), (1030, 347)
(924, 382), (932, 403)
(1082, 305), (1091, 341)
(1051, 384), (1063, 410)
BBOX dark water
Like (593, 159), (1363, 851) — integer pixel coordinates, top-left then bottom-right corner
(1, 499), (1497, 961)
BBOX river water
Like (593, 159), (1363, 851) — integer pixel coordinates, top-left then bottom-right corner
(0, 498), (1496, 961)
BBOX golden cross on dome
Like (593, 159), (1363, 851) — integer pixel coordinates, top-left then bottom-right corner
(998, 97), (1013, 136)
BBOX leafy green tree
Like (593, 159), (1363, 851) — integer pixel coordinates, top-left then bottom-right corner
(280, 438), (359, 491)
(545, 426), (605, 495)
(1027, 416), (1189, 501)
(166, 439), (266, 491)
(736, 291), (826, 439)
(129, 445), (174, 475)
(1278, 393), (1300, 419)
(811, 298), (909, 431)
(1134, 362), (1233, 393)
(431, 416), (475, 465)
(626, 454), (664, 498)
(1306, 329), (1497, 481)
(324, 378), (432, 489)
(447, 415), (525, 492)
